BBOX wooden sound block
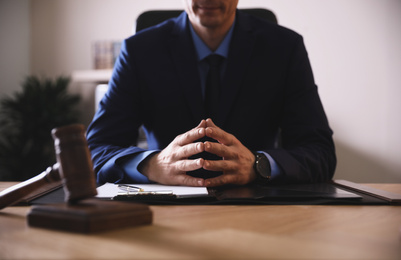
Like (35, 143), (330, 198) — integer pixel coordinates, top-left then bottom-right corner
(27, 199), (152, 233)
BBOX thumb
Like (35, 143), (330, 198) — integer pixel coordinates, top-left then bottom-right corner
(206, 118), (218, 128)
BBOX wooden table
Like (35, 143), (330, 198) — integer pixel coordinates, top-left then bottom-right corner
(1, 182), (400, 259)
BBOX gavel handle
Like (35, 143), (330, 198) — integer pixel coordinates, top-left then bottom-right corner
(0, 164), (61, 210)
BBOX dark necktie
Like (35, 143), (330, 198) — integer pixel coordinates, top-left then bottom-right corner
(204, 54), (223, 120)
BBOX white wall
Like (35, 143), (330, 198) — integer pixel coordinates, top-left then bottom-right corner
(0, 0), (30, 97)
(1, 0), (400, 182)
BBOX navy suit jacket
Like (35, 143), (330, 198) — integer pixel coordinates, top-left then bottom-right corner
(86, 10), (336, 184)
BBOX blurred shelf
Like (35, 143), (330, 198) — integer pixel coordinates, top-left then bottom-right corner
(71, 69), (112, 83)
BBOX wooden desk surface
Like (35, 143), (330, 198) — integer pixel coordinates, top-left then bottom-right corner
(1, 182), (400, 260)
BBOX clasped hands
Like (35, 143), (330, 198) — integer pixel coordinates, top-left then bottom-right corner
(140, 119), (257, 187)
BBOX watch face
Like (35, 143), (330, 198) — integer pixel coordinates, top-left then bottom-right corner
(256, 153), (271, 179)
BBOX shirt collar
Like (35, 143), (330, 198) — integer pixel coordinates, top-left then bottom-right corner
(189, 18), (235, 61)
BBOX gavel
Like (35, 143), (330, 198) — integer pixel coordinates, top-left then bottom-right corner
(0, 124), (152, 233)
(0, 124), (97, 209)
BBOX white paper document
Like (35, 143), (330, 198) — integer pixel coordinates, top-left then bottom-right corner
(96, 183), (209, 199)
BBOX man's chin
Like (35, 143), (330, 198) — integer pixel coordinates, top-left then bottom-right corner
(198, 17), (224, 28)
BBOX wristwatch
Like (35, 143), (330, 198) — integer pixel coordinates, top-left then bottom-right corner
(253, 152), (271, 182)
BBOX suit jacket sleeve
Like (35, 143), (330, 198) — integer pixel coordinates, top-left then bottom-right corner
(86, 39), (149, 184)
(265, 35), (336, 183)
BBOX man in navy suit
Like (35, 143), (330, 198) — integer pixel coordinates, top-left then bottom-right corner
(86, 0), (336, 187)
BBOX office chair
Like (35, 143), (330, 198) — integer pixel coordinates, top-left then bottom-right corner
(136, 8), (277, 33)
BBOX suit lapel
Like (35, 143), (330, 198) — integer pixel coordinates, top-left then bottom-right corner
(168, 13), (204, 125)
(218, 12), (256, 127)
(167, 12), (256, 127)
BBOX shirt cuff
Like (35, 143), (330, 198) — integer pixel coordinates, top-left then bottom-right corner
(120, 150), (159, 183)
(260, 151), (281, 180)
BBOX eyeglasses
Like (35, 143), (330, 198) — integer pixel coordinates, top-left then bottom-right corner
(117, 184), (174, 196)
(118, 184), (145, 192)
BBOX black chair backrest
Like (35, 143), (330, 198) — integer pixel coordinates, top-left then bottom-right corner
(136, 8), (277, 33)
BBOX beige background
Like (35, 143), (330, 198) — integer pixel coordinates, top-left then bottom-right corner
(1, 0), (400, 183)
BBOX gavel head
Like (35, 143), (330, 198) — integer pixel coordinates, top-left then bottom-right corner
(52, 124), (97, 203)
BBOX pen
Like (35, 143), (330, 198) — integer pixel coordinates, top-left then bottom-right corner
(118, 184), (145, 192)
